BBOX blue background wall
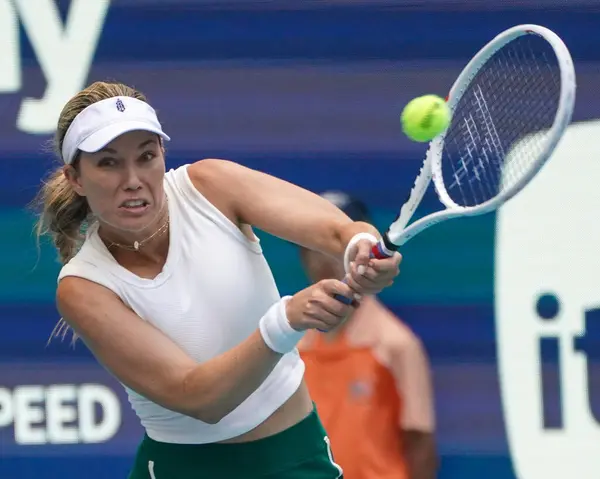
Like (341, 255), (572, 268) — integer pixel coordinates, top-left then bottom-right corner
(1, 1), (599, 478)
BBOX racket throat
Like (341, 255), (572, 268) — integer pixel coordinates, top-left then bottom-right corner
(373, 233), (398, 259)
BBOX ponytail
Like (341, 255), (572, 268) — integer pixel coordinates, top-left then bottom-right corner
(34, 165), (90, 264)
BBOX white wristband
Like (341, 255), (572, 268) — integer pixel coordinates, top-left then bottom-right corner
(259, 296), (305, 354)
(343, 232), (378, 274)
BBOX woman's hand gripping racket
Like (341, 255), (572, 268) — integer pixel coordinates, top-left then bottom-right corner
(336, 24), (576, 305)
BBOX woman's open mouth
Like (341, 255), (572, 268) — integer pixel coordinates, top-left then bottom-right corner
(119, 199), (150, 214)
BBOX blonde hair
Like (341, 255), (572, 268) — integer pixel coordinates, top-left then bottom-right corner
(34, 81), (148, 264)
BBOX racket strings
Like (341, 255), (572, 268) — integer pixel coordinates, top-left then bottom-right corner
(441, 34), (561, 207)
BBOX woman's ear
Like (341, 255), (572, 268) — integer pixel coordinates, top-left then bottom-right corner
(63, 163), (85, 197)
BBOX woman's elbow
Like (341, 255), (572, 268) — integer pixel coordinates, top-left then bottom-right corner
(165, 394), (224, 424)
(166, 371), (226, 424)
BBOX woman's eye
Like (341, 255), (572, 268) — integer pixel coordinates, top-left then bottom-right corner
(98, 158), (117, 168)
(141, 151), (156, 162)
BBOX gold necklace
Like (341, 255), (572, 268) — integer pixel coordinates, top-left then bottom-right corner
(106, 210), (170, 252)
(108, 217), (170, 251)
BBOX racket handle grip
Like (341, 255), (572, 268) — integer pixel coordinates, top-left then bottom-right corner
(333, 240), (393, 305)
(333, 280), (358, 305)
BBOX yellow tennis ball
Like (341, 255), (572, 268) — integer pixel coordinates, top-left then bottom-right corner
(401, 94), (451, 142)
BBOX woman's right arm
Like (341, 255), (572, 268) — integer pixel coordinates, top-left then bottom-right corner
(56, 275), (356, 424)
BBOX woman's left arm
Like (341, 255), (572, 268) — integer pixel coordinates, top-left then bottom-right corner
(188, 159), (376, 259)
(187, 159), (401, 293)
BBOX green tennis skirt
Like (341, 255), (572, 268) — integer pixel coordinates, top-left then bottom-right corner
(128, 407), (343, 479)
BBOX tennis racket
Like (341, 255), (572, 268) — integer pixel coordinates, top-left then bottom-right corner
(338, 24), (576, 303)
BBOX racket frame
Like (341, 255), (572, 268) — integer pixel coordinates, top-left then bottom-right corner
(383, 24), (576, 250)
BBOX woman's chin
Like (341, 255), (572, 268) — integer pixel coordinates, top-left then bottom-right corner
(104, 210), (159, 233)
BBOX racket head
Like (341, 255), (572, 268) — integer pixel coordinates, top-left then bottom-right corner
(429, 24), (576, 214)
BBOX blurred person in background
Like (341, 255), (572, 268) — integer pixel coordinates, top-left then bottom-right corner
(298, 191), (438, 479)
(34, 81), (403, 478)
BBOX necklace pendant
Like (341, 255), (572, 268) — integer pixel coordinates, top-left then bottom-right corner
(133, 241), (140, 251)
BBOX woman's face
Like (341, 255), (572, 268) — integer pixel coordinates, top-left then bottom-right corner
(65, 130), (167, 234)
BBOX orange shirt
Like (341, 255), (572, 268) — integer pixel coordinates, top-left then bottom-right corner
(299, 298), (434, 479)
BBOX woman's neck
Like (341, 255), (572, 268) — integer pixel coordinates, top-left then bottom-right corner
(98, 204), (170, 260)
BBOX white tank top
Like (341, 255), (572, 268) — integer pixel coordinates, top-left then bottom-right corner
(57, 164), (305, 444)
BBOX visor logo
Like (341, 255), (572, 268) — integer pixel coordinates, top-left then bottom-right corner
(116, 99), (125, 112)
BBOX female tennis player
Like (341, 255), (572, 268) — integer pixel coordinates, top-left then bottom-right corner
(34, 81), (401, 479)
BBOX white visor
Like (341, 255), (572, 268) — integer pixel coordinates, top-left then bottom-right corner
(61, 96), (171, 165)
